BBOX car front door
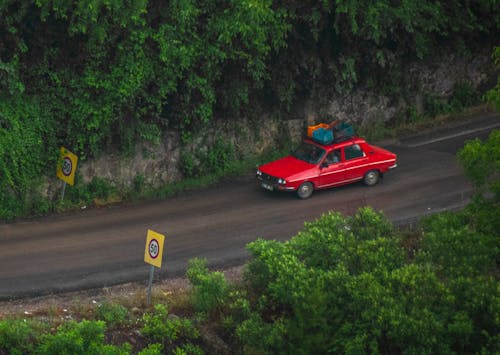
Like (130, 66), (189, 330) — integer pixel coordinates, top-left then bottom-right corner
(318, 149), (345, 188)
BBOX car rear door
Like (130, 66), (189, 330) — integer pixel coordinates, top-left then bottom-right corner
(343, 143), (369, 183)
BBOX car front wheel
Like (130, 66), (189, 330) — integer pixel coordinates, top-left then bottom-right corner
(297, 182), (314, 199)
(363, 170), (380, 186)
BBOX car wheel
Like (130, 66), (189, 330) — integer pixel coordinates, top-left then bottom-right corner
(364, 170), (380, 186)
(297, 182), (314, 199)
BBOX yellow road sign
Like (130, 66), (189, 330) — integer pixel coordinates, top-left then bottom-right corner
(56, 147), (78, 186)
(144, 230), (165, 268)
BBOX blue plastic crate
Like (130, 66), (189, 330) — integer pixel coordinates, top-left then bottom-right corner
(312, 127), (334, 145)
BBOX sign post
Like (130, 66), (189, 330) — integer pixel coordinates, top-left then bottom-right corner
(144, 229), (165, 305)
(56, 147), (78, 200)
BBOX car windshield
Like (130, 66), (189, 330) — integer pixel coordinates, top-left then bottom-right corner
(292, 142), (326, 164)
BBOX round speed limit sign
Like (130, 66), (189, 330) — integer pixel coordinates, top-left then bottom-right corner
(148, 239), (160, 259)
(144, 230), (165, 268)
(62, 157), (73, 177)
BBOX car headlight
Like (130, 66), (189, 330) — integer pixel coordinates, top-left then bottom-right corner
(256, 169), (262, 176)
(277, 178), (286, 185)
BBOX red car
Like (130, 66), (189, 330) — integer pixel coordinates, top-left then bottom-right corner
(256, 137), (397, 199)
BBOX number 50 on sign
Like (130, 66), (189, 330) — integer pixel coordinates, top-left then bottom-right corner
(144, 230), (165, 268)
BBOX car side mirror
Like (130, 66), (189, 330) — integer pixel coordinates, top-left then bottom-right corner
(321, 162), (329, 168)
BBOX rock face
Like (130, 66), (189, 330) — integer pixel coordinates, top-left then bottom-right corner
(72, 49), (494, 193)
(78, 131), (182, 187)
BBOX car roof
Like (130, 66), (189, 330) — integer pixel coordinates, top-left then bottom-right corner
(304, 136), (366, 149)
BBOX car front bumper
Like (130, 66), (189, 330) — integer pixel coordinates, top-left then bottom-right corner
(257, 175), (295, 192)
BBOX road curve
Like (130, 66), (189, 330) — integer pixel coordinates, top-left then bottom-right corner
(0, 112), (499, 300)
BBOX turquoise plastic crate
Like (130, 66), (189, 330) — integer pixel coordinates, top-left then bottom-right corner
(312, 128), (334, 145)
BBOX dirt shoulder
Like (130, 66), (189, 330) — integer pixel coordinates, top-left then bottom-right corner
(0, 266), (244, 320)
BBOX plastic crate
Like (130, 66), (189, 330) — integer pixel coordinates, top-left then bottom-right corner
(332, 122), (355, 142)
(312, 127), (334, 145)
(307, 123), (330, 137)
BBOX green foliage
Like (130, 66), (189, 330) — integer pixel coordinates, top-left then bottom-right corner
(138, 343), (163, 355)
(202, 137), (237, 176)
(450, 80), (481, 110)
(417, 223), (497, 278)
(423, 92), (451, 117)
(186, 258), (229, 317)
(421, 81), (481, 119)
(0, 319), (37, 355)
(0, 95), (55, 219)
(458, 130), (500, 199)
(463, 196), (500, 236)
(241, 207), (500, 354)
(172, 343), (204, 355)
(132, 174), (146, 195)
(37, 320), (131, 355)
(63, 175), (116, 206)
(235, 313), (286, 354)
(141, 304), (199, 348)
(486, 46), (500, 110)
(95, 302), (129, 329)
(180, 136), (238, 179)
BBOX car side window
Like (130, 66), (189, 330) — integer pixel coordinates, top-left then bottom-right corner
(325, 149), (342, 164)
(344, 144), (365, 160)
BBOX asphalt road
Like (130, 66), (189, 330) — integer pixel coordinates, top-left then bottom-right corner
(0, 112), (499, 300)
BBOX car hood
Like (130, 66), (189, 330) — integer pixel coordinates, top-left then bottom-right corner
(259, 156), (315, 180)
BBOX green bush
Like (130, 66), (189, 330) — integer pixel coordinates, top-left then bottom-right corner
(37, 320), (131, 355)
(423, 92), (451, 117)
(172, 343), (204, 355)
(132, 174), (146, 195)
(240, 207), (500, 354)
(186, 258), (230, 317)
(485, 46), (500, 110)
(450, 80), (481, 110)
(63, 175), (116, 206)
(201, 137), (237, 175)
(458, 130), (500, 199)
(417, 223), (497, 278)
(95, 302), (129, 329)
(0, 319), (37, 355)
(141, 304), (199, 348)
(138, 343), (163, 355)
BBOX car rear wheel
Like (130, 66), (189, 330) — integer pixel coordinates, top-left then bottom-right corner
(364, 170), (380, 186)
(297, 182), (314, 199)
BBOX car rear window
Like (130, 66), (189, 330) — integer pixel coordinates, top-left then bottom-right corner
(345, 144), (365, 160)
